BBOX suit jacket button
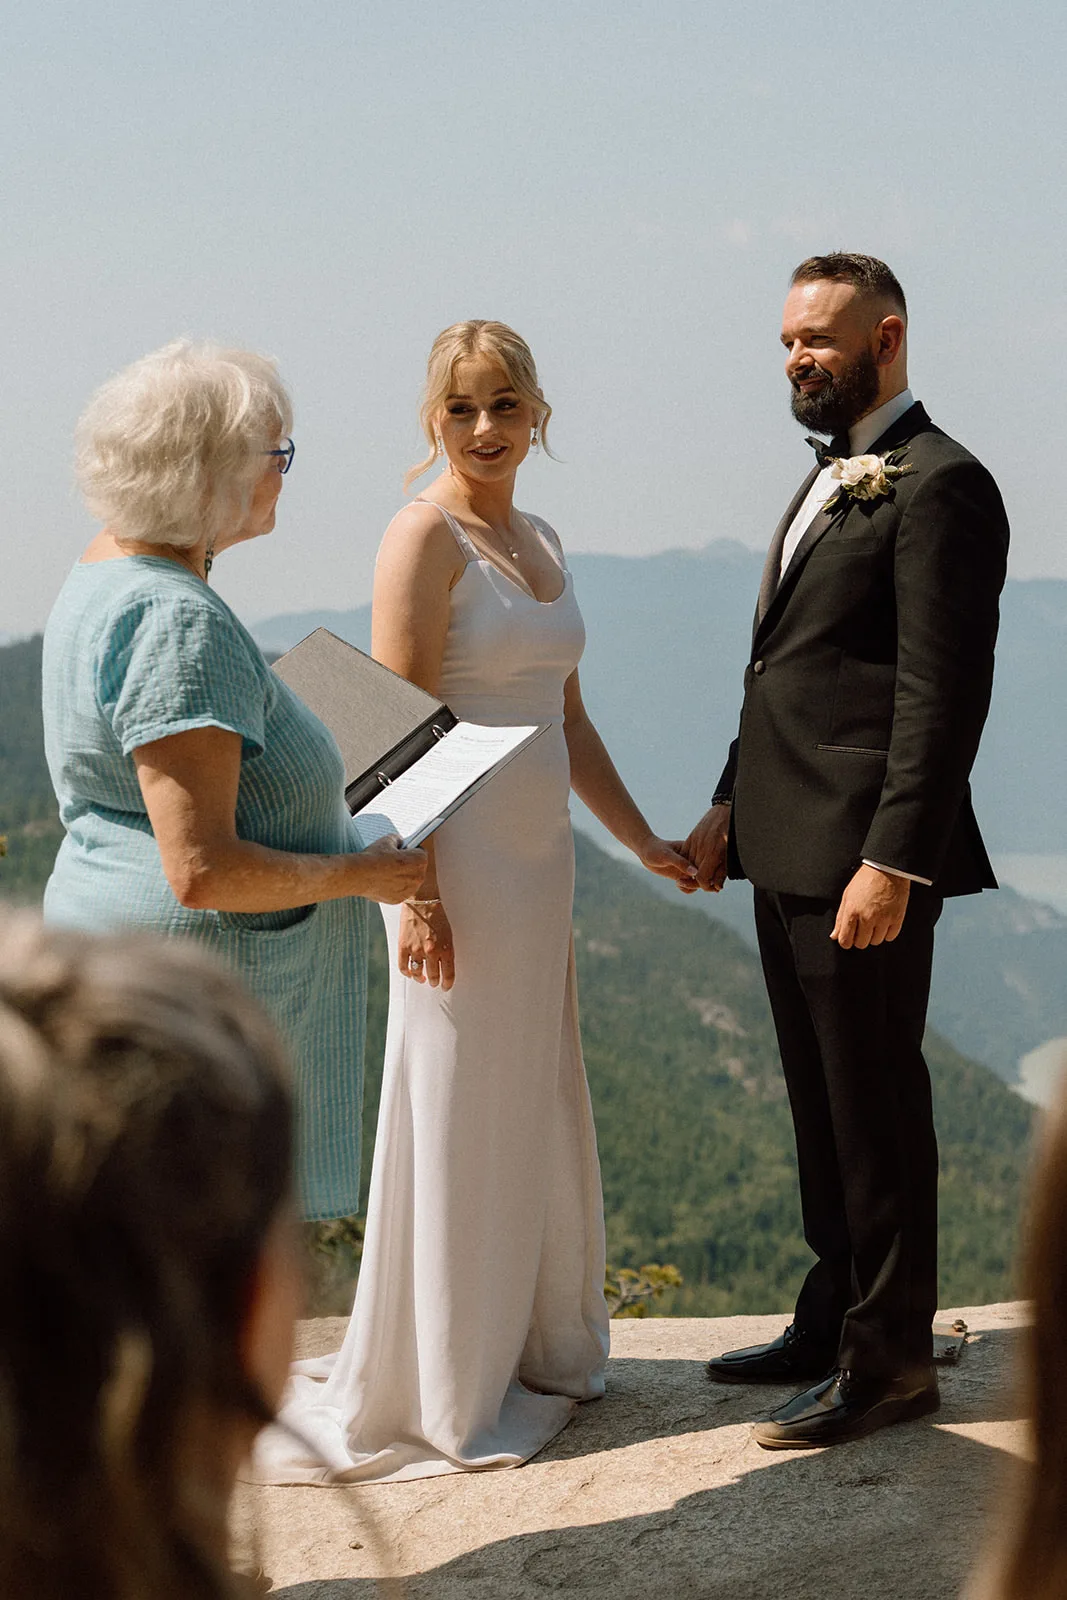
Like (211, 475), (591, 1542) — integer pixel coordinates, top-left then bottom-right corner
(752, 659), (765, 675)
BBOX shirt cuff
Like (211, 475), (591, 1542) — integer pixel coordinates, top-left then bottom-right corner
(862, 859), (934, 887)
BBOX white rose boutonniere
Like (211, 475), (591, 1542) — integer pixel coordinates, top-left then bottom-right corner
(827, 446), (913, 508)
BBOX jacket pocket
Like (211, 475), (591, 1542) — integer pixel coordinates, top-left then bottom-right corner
(826, 653), (897, 751)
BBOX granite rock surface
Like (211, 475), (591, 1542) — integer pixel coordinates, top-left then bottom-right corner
(232, 1304), (1027, 1600)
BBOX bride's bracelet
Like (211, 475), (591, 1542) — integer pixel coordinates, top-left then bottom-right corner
(405, 897), (442, 911)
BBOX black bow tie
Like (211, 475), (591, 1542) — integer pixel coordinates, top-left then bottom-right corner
(806, 434), (849, 469)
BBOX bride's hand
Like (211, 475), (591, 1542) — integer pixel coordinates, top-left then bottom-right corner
(398, 899), (455, 990)
(637, 834), (700, 893)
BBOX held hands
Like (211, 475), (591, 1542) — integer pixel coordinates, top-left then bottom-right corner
(831, 864), (910, 949)
(677, 803), (732, 894)
(359, 834), (428, 904)
(637, 835), (699, 889)
(399, 898), (455, 990)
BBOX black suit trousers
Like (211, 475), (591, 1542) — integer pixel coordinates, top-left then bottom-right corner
(753, 885), (943, 1380)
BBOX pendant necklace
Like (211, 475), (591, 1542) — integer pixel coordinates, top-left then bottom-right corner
(493, 516), (522, 561)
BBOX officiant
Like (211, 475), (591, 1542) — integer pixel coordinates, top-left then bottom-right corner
(40, 339), (426, 1219)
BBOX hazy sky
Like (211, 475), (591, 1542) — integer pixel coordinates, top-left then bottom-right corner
(5, 1), (1065, 637)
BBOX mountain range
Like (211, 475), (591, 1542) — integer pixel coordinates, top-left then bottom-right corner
(7, 545), (1065, 1087)
(650, 870), (1067, 1091)
(252, 545), (1067, 1085)
(0, 632), (1039, 1313)
(253, 545), (1067, 855)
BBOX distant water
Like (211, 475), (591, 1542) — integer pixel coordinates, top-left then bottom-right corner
(1017, 1038), (1067, 1108)
(992, 853), (1067, 915)
(991, 854), (1067, 1105)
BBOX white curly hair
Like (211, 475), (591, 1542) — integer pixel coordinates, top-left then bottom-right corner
(75, 340), (293, 549)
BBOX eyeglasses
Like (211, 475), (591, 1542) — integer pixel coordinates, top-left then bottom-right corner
(265, 437), (295, 474)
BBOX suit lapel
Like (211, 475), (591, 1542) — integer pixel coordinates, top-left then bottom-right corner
(769, 492), (849, 615)
(754, 402), (932, 643)
(756, 464), (821, 623)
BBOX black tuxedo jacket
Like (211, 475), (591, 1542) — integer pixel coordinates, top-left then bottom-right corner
(715, 402), (1009, 899)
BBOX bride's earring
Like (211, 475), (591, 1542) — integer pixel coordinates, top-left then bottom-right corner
(531, 424), (542, 452)
(434, 434), (444, 456)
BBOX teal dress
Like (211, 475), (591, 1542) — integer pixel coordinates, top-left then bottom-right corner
(41, 557), (369, 1219)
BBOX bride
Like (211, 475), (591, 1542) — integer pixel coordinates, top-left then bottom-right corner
(255, 320), (694, 1484)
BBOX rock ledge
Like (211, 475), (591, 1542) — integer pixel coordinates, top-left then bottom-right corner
(234, 1304), (1026, 1599)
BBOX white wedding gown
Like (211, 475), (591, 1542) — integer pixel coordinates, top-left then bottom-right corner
(253, 509), (610, 1484)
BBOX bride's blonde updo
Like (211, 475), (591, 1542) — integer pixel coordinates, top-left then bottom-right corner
(405, 320), (553, 489)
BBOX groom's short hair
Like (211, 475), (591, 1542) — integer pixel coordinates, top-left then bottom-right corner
(791, 254), (907, 318)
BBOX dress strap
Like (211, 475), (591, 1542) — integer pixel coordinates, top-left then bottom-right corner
(419, 502), (480, 563)
(412, 501), (566, 574)
(525, 514), (568, 573)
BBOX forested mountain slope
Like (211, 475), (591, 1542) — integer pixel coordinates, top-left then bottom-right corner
(363, 833), (1033, 1316)
(0, 636), (64, 899)
(1, 638), (1035, 1314)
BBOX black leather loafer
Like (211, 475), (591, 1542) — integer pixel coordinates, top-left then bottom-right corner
(705, 1323), (837, 1385)
(752, 1367), (940, 1449)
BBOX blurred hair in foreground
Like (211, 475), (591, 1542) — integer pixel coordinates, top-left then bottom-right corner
(977, 1062), (1067, 1600)
(0, 915), (296, 1600)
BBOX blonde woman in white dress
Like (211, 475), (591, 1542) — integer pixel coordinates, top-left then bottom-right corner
(256, 321), (695, 1484)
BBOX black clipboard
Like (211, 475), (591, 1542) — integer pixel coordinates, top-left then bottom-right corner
(271, 628), (458, 814)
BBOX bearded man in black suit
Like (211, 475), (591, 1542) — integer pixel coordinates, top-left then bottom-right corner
(683, 253), (1009, 1448)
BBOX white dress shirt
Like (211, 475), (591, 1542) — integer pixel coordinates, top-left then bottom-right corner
(777, 388), (916, 581)
(777, 388), (931, 886)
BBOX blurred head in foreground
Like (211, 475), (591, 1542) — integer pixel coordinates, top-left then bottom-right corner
(0, 917), (302, 1600)
(985, 1066), (1067, 1600)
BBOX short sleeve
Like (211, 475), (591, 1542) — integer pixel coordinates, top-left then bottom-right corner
(97, 592), (272, 758)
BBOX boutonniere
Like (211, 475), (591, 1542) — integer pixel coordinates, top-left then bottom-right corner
(826, 446), (913, 510)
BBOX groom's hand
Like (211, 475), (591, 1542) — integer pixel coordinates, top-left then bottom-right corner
(681, 803), (732, 893)
(831, 865), (910, 950)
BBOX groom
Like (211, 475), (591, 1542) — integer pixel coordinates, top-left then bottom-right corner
(684, 254), (1009, 1448)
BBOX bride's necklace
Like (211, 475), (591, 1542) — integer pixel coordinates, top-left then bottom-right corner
(484, 515), (525, 563)
(446, 468), (523, 560)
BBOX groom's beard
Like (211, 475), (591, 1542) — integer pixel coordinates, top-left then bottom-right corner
(790, 348), (881, 436)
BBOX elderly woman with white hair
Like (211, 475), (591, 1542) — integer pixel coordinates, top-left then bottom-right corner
(41, 340), (426, 1220)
